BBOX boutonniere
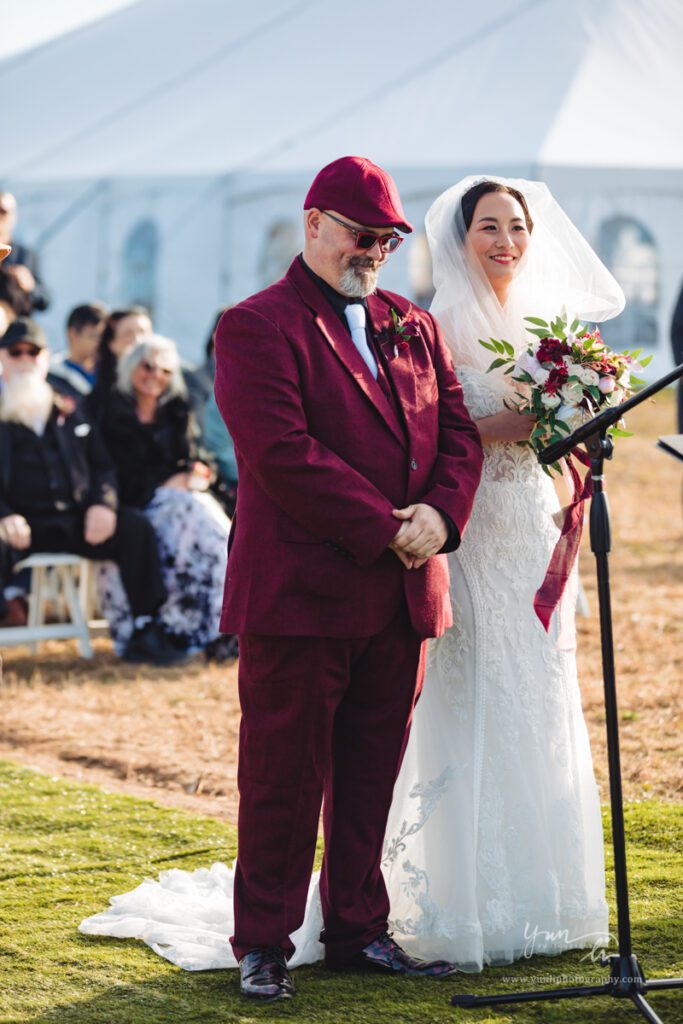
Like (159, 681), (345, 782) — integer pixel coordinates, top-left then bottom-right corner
(384, 307), (421, 358)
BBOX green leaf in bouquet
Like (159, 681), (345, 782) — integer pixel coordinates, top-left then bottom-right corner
(570, 318), (582, 334)
(486, 357), (509, 372)
(550, 318), (566, 339)
(586, 385), (601, 402)
(608, 426), (634, 438)
(478, 338), (499, 353)
(504, 364), (515, 374)
(524, 316), (549, 327)
(630, 375), (646, 387)
(514, 370), (534, 384)
(486, 337), (506, 354)
(640, 354), (653, 367)
(554, 418), (572, 434)
(526, 327), (553, 339)
(500, 339), (516, 357)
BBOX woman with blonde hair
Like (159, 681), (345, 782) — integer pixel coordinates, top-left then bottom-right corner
(96, 334), (232, 660)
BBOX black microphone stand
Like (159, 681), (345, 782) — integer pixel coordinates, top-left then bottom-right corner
(451, 364), (683, 1021)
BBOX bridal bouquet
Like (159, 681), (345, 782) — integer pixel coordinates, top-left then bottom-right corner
(479, 312), (650, 472)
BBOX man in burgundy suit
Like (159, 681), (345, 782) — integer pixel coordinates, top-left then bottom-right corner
(214, 156), (483, 1001)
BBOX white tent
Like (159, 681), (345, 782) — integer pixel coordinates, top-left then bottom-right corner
(1, 0), (681, 373)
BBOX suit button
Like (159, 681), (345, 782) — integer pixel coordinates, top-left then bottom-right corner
(410, 458), (418, 471)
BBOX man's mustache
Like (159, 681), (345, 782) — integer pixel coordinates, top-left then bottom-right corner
(349, 256), (380, 270)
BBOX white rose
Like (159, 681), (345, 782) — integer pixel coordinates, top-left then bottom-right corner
(563, 357), (579, 372)
(516, 351), (542, 378)
(556, 402), (583, 427)
(540, 391), (561, 409)
(559, 380), (584, 406)
(577, 366), (600, 387)
(533, 367), (551, 385)
(618, 370), (631, 389)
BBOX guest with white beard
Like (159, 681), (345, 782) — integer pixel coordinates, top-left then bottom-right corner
(0, 318), (189, 666)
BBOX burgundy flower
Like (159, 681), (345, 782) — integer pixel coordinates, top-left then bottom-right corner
(544, 364), (569, 395)
(537, 338), (570, 364)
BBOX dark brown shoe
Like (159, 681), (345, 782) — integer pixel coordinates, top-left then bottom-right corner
(327, 931), (458, 978)
(239, 947), (295, 1001)
(0, 596), (28, 628)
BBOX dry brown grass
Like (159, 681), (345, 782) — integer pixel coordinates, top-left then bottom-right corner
(1, 391), (681, 819)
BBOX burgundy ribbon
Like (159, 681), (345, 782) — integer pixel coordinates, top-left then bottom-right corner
(534, 450), (593, 631)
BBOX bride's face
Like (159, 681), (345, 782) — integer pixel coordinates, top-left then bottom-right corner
(467, 192), (531, 289)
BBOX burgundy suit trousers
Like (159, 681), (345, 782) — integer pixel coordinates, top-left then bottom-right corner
(231, 602), (426, 963)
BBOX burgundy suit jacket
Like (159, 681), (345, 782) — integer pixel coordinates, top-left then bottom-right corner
(214, 257), (483, 639)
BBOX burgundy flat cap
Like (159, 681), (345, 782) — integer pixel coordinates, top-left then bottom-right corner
(304, 155), (413, 233)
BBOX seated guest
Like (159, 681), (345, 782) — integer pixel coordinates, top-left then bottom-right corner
(0, 318), (189, 666)
(97, 335), (232, 659)
(0, 264), (32, 337)
(85, 306), (152, 421)
(202, 392), (238, 517)
(0, 192), (51, 312)
(183, 309), (227, 423)
(48, 302), (108, 406)
(183, 308), (238, 514)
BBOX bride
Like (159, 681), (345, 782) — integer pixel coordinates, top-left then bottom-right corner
(383, 176), (624, 970)
(79, 176), (624, 973)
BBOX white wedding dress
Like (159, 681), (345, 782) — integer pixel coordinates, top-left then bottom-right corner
(381, 366), (609, 970)
(79, 367), (608, 972)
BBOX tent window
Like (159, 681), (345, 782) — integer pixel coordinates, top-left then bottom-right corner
(409, 232), (435, 308)
(122, 220), (159, 315)
(259, 221), (301, 287)
(598, 216), (659, 349)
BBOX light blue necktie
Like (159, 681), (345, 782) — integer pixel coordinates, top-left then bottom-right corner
(344, 303), (378, 379)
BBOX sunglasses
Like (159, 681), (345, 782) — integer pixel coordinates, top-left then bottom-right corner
(141, 360), (172, 376)
(7, 346), (41, 358)
(323, 211), (403, 253)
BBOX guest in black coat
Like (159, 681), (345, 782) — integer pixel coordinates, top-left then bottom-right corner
(97, 335), (232, 659)
(84, 306), (152, 422)
(0, 319), (188, 665)
(0, 192), (51, 312)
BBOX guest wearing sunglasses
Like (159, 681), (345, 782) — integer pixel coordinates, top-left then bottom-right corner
(0, 318), (187, 665)
(84, 306), (153, 423)
(214, 156), (483, 999)
(96, 335), (233, 661)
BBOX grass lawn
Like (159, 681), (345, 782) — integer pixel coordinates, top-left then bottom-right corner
(1, 762), (682, 1024)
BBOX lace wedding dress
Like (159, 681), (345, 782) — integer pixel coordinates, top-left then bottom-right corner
(382, 365), (609, 970)
(80, 367), (608, 972)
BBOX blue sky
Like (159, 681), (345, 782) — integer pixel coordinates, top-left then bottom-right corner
(0, 0), (139, 60)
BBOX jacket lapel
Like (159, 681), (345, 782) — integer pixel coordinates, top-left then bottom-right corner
(367, 294), (418, 438)
(287, 260), (405, 447)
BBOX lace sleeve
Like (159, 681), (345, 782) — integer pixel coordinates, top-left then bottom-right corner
(455, 365), (507, 421)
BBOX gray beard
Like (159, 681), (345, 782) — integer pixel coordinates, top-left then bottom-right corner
(0, 370), (54, 433)
(338, 259), (380, 299)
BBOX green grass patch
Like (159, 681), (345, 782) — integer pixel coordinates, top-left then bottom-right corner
(1, 760), (681, 1023)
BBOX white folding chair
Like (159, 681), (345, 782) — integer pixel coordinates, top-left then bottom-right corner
(0, 553), (94, 657)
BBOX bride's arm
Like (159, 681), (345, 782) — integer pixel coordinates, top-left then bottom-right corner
(474, 408), (535, 444)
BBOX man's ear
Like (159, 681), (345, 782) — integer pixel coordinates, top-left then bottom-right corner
(304, 208), (322, 240)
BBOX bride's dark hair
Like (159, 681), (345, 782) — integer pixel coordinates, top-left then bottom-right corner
(459, 181), (534, 238)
